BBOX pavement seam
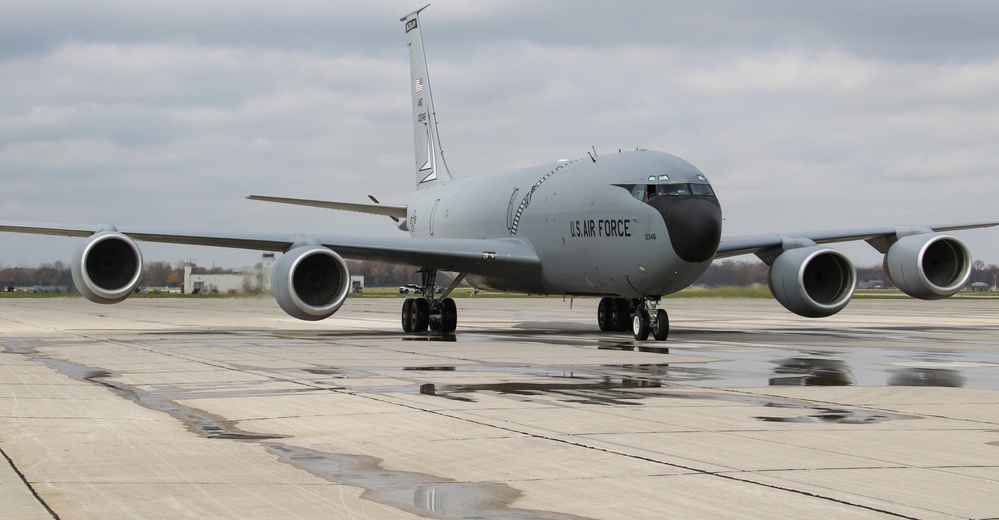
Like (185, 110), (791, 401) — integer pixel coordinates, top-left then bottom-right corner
(351, 390), (921, 519)
(0, 441), (62, 520)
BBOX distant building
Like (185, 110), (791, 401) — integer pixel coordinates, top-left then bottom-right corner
(859, 279), (886, 290)
(184, 253), (275, 294)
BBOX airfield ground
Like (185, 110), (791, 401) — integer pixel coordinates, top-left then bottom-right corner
(2, 296), (998, 519)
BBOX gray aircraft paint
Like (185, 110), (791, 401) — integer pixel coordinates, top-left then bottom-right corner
(404, 150), (715, 297)
(404, 6), (452, 188)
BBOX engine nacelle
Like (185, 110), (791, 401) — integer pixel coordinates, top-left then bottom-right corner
(768, 246), (856, 318)
(271, 245), (350, 321)
(883, 233), (970, 300)
(71, 232), (144, 304)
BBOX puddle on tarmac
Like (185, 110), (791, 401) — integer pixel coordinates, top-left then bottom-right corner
(755, 408), (907, 424)
(3, 340), (583, 519)
(401, 334), (457, 342)
(2, 341), (283, 440)
(615, 346), (999, 390)
(417, 379), (654, 406)
(268, 444), (582, 520)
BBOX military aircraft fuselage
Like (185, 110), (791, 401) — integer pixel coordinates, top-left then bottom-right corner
(406, 150), (723, 297)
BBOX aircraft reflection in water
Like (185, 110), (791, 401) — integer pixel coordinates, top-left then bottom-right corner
(770, 358), (856, 386)
(0, 6), (996, 341)
(887, 368), (967, 388)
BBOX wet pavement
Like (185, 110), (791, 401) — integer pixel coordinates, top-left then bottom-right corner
(1, 296), (998, 519)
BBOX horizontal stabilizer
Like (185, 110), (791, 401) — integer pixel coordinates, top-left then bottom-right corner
(246, 195), (408, 219)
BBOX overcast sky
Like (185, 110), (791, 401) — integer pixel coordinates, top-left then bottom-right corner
(2, 0), (998, 269)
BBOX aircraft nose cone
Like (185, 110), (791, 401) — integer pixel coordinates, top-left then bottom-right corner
(662, 198), (722, 263)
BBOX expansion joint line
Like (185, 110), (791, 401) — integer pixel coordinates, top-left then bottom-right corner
(354, 391), (919, 520)
(0, 445), (62, 520)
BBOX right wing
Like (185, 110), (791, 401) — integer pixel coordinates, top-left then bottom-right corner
(0, 221), (541, 279)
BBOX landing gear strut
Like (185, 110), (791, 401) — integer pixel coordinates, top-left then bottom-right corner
(597, 296), (669, 341)
(401, 269), (464, 335)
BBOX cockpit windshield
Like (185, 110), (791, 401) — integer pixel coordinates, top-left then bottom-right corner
(628, 182), (714, 202)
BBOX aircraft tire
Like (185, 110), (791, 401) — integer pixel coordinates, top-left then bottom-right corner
(402, 298), (414, 332)
(632, 309), (650, 341)
(597, 298), (614, 331)
(413, 298), (430, 332)
(652, 309), (669, 341)
(612, 298), (631, 332)
(440, 298), (457, 333)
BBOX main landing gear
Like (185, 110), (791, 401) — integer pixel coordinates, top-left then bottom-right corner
(597, 296), (669, 341)
(401, 269), (464, 335)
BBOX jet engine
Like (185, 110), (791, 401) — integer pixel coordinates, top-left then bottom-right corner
(883, 233), (971, 300)
(768, 246), (856, 318)
(71, 231), (144, 304)
(271, 245), (351, 321)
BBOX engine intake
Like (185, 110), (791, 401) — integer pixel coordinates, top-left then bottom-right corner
(71, 232), (144, 304)
(768, 246), (856, 318)
(272, 245), (350, 321)
(883, 233), (971, 300)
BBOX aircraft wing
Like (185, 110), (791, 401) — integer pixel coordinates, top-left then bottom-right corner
(716, 221), (999, 259)
(0, 221), (541, 278)
(245, 195), (408, 219)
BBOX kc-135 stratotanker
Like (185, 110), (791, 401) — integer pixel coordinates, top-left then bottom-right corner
(2, 6), (995, 341)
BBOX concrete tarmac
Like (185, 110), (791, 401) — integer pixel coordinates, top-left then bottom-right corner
(1, 295), (998, 519)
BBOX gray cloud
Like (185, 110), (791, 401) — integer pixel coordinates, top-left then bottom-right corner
(2, 0), (998, 269)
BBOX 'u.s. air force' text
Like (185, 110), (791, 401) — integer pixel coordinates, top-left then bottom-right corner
(569, 219), (632, 238)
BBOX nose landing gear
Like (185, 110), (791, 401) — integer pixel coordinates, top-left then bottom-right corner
(598, 296), (668, 341)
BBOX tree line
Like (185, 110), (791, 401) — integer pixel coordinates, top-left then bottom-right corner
(696, 259), (999, 288)
(3, 259), (998, 291)
(0, 259), (422, 290)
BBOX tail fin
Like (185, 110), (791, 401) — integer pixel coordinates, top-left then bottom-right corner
(401, 5), (453, 188)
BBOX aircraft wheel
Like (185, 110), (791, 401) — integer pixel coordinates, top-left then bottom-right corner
(651, 309), (669, 341)
(632, 309), (650, 341)
(597, 298), (614, 331)
(412, 298), (430, 332)
(440, 298), (457, 334)
(612, 298), (631, 332)
(401, 298), (414, 332)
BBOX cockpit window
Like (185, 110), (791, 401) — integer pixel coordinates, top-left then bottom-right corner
(690, 183), (714, 196)
(657, 184), (689, 197)
(623, 182), (715, 202)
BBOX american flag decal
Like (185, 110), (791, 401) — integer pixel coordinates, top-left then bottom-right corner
(415, 78), (423, 93)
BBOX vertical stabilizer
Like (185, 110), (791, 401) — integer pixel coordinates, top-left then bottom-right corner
(401, 5), (453, 188)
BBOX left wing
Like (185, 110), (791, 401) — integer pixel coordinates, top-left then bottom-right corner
(717, 221), (999, 259)
(713, 220), (999, 320)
